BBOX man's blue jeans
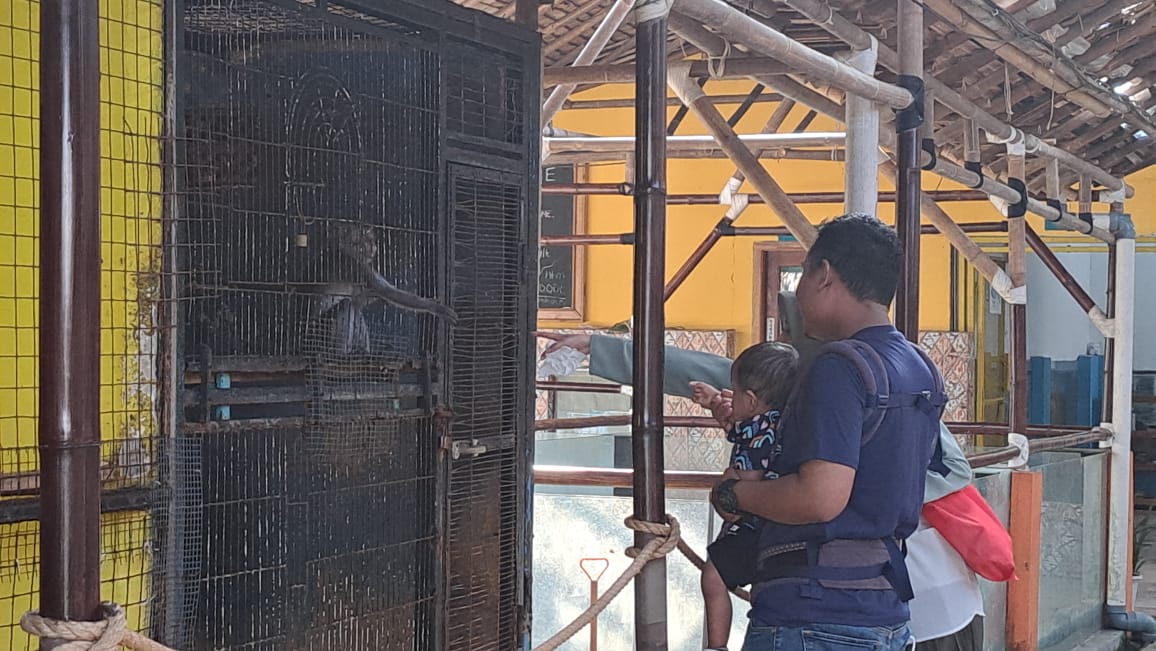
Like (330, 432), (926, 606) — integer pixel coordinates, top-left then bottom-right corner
(741, 621), (915, 651)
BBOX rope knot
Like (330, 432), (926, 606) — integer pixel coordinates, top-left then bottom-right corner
(706, 40), (732, 79)
(624, 514), (681, 559)
(20, 602), (175, 651)
(22, 602), (128, 651)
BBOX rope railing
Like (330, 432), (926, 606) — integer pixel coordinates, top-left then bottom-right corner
(21, 603), (178, 651)
(533, 514), (749, 651)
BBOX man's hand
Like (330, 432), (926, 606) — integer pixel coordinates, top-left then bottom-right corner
(710, 468), (742, 522)
(534, 331), (592, 358)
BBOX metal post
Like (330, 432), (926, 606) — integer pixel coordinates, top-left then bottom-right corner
(632, 3), (669, 649)
(38, 0), (104, 643)
(893, 0), (923, 341)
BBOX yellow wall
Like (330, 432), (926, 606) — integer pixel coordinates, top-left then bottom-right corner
(0, 0), (163, 646)
(547, 80), (1152, 349)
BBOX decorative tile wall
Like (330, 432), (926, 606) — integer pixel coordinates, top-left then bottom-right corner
(920, 331), (976, 423)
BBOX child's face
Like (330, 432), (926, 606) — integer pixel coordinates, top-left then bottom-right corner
(730, 371), (766, 422)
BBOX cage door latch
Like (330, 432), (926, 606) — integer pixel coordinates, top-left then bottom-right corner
(447, 438), (488, 460)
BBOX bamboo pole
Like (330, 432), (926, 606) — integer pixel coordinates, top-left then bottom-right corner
(764, 75), (1116, 242)
(893, 0), (923, 342)
(1006, 143), (1029, 439)
(543, 186), (992, 203)
(631, 3), (669, 647)
(38, 0), (104, 639)
(541, 0), (635, 125)
(545, 132), (846, 153)
(544, 57), (791, 84)
(545, 148), (845, 164)
(667, 64), (819, 248)
(673, 0), (913, 109)
(563, 93), (785, 110)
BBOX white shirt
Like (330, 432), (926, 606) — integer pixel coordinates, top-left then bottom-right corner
(906, 517), (985, 642)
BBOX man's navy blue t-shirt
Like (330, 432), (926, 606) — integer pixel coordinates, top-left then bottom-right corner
(749, 325), (940, 628)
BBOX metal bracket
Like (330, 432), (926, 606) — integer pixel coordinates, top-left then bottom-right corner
(1008, 433), (1030, 469)
(1100, 187), (1127, 204)
(1098, 422), (1115, 449)
(635, 0), (673, 22)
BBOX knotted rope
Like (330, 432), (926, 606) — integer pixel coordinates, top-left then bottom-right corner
(533, 514), (751, 651)
(24, 521), (745, 651)
(533, 515), (682, 651)
(21, 602), (177, 651)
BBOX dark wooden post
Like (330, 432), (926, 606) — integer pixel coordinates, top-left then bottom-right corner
(632, 3), (669, 649)
(38, 0), (104, 645)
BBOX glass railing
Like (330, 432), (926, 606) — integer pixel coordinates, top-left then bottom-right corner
(531, 447), (1111, 651)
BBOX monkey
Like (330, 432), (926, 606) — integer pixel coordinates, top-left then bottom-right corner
(308, 222), (458, 355)
(332, 221), (458, 324)
(311, 283), (374, 355)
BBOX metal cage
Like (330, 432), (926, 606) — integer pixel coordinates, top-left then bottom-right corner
(166, 1), (540, 648)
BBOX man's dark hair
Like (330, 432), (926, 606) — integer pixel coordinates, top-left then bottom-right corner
(805, 213), (903, 306)
(732, 342), (798, 408)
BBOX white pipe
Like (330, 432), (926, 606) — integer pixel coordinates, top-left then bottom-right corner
(540, 0), (635, 125)
(840, 42), (880, 215)
(1107, 235), (1137, 608)
(545, 132), (847, 152)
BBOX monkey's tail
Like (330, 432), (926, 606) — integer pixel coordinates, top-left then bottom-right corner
(363, 266), (459, 325)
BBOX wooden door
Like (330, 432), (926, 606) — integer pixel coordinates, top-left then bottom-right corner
(754, 244), (807, 343)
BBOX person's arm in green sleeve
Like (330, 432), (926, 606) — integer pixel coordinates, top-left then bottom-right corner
(536, 331), (733, 399)
(587, 334), (733, 399)
(923, 422), (974, 503)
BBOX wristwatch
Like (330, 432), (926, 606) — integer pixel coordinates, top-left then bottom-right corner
(715, 478), (741, 515)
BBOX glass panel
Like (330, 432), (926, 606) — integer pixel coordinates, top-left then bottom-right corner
(1033, 451), (1108, 651)
(532, 492), (746, 650)
(780, 266), (802, 293)
(975, 469), (1011, 651)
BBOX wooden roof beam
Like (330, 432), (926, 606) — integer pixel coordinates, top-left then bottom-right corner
(1052, 0), (1141, 50)
(758, 0), (1137, 196)
(1027, 0), (1101, 33)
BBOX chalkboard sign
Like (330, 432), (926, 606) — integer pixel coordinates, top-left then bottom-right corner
(539, 164), (586, 319)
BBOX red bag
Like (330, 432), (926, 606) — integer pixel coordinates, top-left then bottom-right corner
(922, 484), (1017, 582)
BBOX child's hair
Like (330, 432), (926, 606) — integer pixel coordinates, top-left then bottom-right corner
(732, 342), (799, 408)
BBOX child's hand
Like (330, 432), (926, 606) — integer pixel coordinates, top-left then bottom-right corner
(689, 381), (721, 408)
(709, 390), (735, 430)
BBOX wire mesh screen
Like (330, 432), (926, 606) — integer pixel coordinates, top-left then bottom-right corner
(445, 165), (531, 650)
(175, 1), (537, 649)
(0, 0), (167, 647)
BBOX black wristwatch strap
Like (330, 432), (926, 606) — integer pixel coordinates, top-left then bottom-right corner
(716, 478), (741, 514)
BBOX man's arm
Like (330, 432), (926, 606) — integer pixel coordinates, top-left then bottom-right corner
(729, 460), (855, 524)
(721, 353), (865, 524)
(588, 334), (733, 398)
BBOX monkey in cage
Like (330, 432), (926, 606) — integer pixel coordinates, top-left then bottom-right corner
(310, 222), (458, 356)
